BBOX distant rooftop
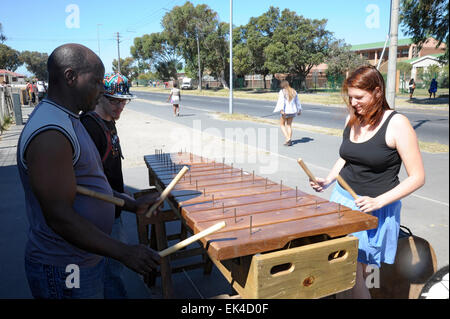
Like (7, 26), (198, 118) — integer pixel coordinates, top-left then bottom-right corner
(0, 69), (26, 77)
(403, 53), (444, 63)
(351, 38), (414, 51)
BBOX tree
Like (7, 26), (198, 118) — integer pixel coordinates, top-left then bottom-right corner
(397, 61), (413, 91)
(0, 23), (7, 44)
(325, 41), (367, 89)
(400, 0), (449, 62)
(263, 9), (333, 90)
(203, 22), (230, 88)
(0, 44), (22, 71)
(112, 57), (136, 79)
(162, 1), (217, 83)
(154, 59), (181, 81)
(422, 64), (441, 87)
(236, 7), (280, 89)
(130, 32), (182, 80)
(20, 51), (48, 80)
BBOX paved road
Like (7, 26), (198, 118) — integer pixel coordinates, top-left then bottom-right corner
(133, 91), (449, 145)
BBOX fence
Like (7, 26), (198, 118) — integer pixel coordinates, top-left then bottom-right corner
(0, 86), (14, 133)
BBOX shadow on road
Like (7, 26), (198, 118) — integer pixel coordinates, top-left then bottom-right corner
(291, 137), (314, 145)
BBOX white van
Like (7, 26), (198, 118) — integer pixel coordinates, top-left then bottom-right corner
(181, 77), (193, 89)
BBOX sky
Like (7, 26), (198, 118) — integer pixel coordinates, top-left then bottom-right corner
(1, 0), (408, 76)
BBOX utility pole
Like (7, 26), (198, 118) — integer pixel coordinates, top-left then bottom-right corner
(196, 27), (202, 92)
(229, 0), (233, 114)
(97, 24), (102, 59)
(386, 0), (399, 109)
(116, 32), (121, 74)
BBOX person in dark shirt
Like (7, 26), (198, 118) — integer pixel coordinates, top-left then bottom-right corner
(310, 65), (425, 298)
(81, 72), (155, 299)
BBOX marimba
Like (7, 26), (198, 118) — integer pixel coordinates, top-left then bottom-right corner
(144, 151), (378, 298)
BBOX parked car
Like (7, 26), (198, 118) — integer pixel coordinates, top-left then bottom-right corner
(181, 77), (193, 89)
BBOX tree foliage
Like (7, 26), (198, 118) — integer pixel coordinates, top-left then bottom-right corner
(400, 0), (449, 62)
(203, 22), (230, 88)
(263, 8), (333, 89)
(130, 32), (182, 81)
(161, 1), (217, 81)
(20, 51), (48, 80)
(112, 57), (136, 79)
(0, 44), (22, 71)
(0, 23), (7, 44)
(325, 40), (367, 80)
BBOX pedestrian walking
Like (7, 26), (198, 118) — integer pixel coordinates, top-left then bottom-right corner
(273, 80), (302, 146)
(167, 82), (181, 116)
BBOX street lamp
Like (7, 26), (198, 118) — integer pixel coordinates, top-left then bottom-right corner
(97, 24), (102, 58)
(229, 0), (233, 114)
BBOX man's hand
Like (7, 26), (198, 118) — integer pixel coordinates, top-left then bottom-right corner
(116, 190), (161, 215)
(119, 245), (161, 276)
(135, 191), (161, 216)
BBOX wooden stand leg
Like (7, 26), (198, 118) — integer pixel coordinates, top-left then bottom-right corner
(155, 222), (174, 299)
(203, 253), (213, 275)
(180, 222), (188, 241)
(147, 224), (157, 287)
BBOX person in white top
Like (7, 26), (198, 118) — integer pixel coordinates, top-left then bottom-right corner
(167, 82), (181, 116)
(273, 80), (302, 146)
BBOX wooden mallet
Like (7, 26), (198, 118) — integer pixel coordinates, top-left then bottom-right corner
(159, 221), (226, 257)
(145, 166), (189, 218)
(297, 158), (318, 184)
(336, 175), (358, 200)
(76, 185), (125, 207)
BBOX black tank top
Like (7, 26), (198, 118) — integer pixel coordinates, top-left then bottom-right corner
(339, 111), (402, 197)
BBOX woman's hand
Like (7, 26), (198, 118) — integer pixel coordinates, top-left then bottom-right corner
(297, 110), (302, 116)
(354, 196), (384, 213)
(310, 177), (331, 193)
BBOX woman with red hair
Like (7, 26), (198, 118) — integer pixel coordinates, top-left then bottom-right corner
(310, 65), (425, 298)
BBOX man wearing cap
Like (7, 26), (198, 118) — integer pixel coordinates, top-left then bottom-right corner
(80, 72), (136, 298)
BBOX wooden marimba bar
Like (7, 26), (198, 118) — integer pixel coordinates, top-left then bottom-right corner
(144, 150), (378, 298)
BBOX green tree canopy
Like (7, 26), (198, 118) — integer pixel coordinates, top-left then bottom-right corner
(325, 40), (367, 83)
(161, 1), (217, 81)
(400, 0), (449, 62)
(263, 8), (333, 90)
(235, 7), (280, 88)
(0, 44), (22, 71)
(130, 31), (182, 81)
(20, 51), (48, 80)
(203, 22), (230, 88)
(0, 23), (7, 44)
(112, 57), (136, 79)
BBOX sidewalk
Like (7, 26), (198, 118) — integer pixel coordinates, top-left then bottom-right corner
(0, 101), (448, 299)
